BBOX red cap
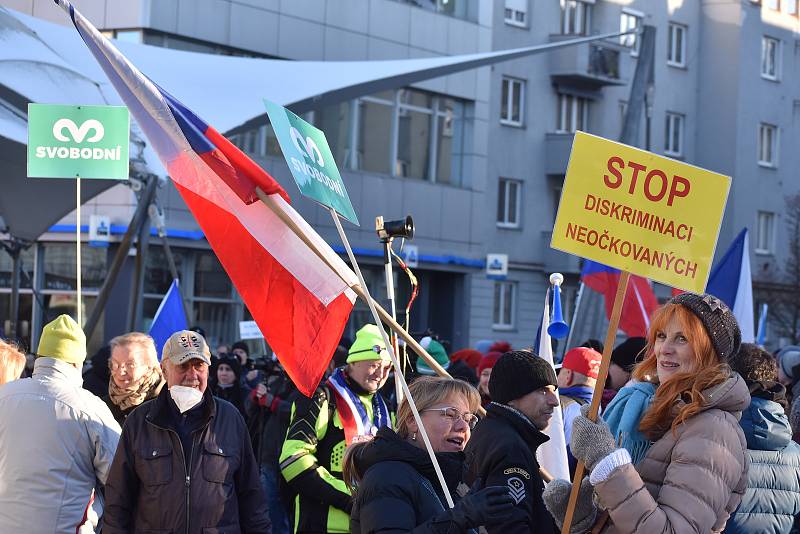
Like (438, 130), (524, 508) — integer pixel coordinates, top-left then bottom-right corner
(478, 351), (502, 375)
(562, 347), (602, 379)
(451, 349), (483, 370)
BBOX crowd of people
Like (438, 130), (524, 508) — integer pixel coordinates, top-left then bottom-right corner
(1, 291), (800, 532)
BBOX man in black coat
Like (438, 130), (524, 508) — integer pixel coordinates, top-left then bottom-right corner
(464, 350), (559, 534)
(103, 330), (271, 534)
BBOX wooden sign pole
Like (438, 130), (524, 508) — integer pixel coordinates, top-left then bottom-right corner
(561, 271), (630, 534)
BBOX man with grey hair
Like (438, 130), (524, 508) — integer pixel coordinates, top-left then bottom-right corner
(103, 330), (270, 533)
(103, 332), (166, 425)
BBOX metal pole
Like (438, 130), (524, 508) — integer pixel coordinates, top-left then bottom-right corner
(619, 26), (656, 147)
(8, 246), (20, 340)
(382, 238), (403, 405)
(127, 205), (151, 332)
(330, 207), (455, 508)
(560, 281), (585, 362)
(83, 176), (159, 340)
(150, 202), (190, 326)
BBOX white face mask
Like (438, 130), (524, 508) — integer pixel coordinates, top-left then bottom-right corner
(169, 385), (203, 413)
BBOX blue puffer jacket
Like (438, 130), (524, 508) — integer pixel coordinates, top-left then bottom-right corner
(723, 396), (800, 534)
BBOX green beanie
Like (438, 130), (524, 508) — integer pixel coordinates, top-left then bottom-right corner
(416, 337), (449, 375)
(347, 324), (390, 363)
(37, 314), (86, 365)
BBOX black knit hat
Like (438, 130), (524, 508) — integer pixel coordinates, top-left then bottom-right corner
(216, 354), (242, 379)
(489, 350), (558, 404)
(669, 293), (741, 361)
(611, 337), (647, 371)
(231, 340), (249, 356)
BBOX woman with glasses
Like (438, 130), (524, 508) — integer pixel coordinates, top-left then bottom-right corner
(104, 332), (166, 425)
(344, 376), (513, 534)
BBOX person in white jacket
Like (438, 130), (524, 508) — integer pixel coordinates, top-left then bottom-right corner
(0, 314), (121, 533)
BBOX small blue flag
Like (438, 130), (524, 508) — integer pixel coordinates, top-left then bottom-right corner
(148, 279), (188, 360)
(756, 303), (768, 347)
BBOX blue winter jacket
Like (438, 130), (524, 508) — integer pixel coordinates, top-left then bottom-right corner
(723, 396), (800, 534)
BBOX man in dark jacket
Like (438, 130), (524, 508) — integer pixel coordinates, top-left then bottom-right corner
(464, 350), (559, 534)
(724, 343), (800, 534)
(103, 330), (271, 534)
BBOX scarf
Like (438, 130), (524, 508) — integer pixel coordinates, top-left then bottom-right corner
(603, 381), (657, 465)
(559, 385), (594, 404)
(108, 366), (165, 411)
(326, 367), (390, 445)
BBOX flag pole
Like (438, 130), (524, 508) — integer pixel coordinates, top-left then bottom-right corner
(561, 271), (630, 534)
(254, 190), (451, 382)
(560, 281), (584, 362)
(327, 207), (455, 508)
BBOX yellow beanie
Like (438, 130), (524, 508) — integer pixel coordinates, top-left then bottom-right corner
(37, 314), (86, 365)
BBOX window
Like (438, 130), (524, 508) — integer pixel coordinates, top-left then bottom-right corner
(353, 89), (466, 184)
(561, 0), (592, 35)
(765, 0), (780, 10)
(493, 281), (516, 329)
(500, 77), (525, 126)
(664, 112), (684, 157)
(667, 23), (686, 67)
(504, 0), (527, 27)
(620, 10), (642, 55)
(786, 0), (799, 15)
(756, 211), (775, 254)
(395, 89), (433, 180)
(358, 91), (394, 176)
(758, 123), (778, 167)
(497, 178), (522, 228)
(557, 94), (589, 133)
(317, 101), (352, 168)
(762, 36), (780, 80)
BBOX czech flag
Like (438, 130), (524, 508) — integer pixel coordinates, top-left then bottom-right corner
(581, 260), (659, 337)
(57, 0), (358, 396)
(705, 228), (755, 343)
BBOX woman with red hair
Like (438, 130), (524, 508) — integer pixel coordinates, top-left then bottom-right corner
(544, 293), (749, 533)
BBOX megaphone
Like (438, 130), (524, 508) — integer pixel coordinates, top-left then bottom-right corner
(547, 272), (570, 339)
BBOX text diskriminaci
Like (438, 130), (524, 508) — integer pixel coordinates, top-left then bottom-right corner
(583, 194), (694, 242)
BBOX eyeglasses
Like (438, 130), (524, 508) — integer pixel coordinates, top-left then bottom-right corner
(109, 361), (139, 374)
(422, 407), (479, 429)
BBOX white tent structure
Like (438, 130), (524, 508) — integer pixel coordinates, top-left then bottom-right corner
(0, 5), (628, 239)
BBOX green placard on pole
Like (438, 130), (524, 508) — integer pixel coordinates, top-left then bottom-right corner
(27, 103), (130, 180)
(263, 99), (359, 225)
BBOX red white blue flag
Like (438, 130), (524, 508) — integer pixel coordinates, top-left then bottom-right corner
(581, 260), (659, 338)
(56, 0), (357, 396)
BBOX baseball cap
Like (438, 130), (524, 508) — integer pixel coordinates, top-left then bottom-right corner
(162, 330), (212, 366)
(562, 347), (602, 380)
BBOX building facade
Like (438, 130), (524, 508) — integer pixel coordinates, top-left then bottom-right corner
(1, 0), (798, 355)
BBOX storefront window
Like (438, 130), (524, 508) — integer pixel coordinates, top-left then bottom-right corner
(144, 247), (185, 295)
(194, 251), (231, 299)
(43, 243), (107, 291)
(0, 246), (35, 289)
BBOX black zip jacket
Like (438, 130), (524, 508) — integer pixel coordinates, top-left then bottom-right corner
(103, 387), (271, 534)
(350, 427), (470, 534)
(463, 402), (555, 534)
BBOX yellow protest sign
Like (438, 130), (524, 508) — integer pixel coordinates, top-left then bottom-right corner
(551, 131), (730, 293)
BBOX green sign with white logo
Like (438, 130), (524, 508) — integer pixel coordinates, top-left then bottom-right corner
(27, 104), (130, 179)
(263, 99), (359, 225)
